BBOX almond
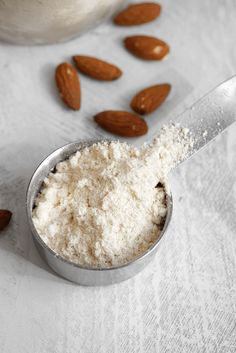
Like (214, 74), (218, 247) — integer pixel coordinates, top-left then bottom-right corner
(0, 209), (12, 231)
(55, 62), (81, 110)
(124, 35), (169, 60)
(94, 111), (148, 137)
(73, 55), (122, 81)
(114, 2), (161, 26)
(131, 83), (171, 115)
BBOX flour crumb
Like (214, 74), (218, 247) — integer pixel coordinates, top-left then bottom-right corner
(32, 124), (192, 267)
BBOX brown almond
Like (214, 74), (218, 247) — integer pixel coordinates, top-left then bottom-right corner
(55, 62), (81, 110)
(94, 111), (148, 137)
(124, 35), (169, 60)
(73, 55), (122, 81)
(0, 209), (12, 231)
(131, 83), (171, 115)
(114, 2), (161, 26)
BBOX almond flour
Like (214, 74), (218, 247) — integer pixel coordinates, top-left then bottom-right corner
(32, 124), (192, 267)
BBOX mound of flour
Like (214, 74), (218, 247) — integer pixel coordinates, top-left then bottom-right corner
(32, 125), (192, 267)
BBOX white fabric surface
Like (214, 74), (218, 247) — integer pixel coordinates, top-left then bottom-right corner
(0, 0), (235, 352)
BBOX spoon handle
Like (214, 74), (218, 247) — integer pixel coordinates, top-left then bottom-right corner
(176, 76), (236, 157)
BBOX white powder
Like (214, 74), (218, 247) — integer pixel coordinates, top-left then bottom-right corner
(32, 124), (192, 267)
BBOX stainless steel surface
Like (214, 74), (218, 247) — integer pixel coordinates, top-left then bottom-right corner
(175, 76), (236, 159)
(0, 0), (125, 45)
(26, 140), (173, 286)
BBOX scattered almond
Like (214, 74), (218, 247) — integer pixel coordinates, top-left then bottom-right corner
(0, 209), (12, 231)
(73, 55), (122, 81)
(131, 83), (171, 115)
(55, 62), (81, 110)
(114, 2), (161, 26)
(124, 35), (169, 60)
(94, 110), (148, 137)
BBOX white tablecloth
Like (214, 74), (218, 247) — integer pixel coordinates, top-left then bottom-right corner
(0, 0), (235, 352)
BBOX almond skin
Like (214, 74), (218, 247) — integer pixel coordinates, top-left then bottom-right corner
(73, 55), (122, 81)
(94, 111), (148, 137)
(124, 35), (169, 60)
(55, 62), (81, 110)
(0, 209), (12, 231)
(131, 83), (171, 115)
(114, 2), (161, 26)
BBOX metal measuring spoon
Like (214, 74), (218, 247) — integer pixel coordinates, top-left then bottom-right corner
(26, 76), (236, 285)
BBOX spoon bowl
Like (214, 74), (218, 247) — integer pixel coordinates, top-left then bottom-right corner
(26, 140), (173, 286)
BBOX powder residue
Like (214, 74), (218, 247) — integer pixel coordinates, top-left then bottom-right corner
(32, 124), (192, 267)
